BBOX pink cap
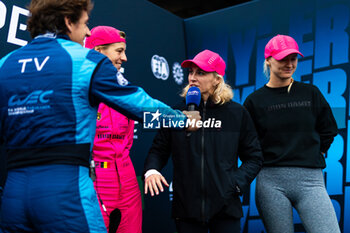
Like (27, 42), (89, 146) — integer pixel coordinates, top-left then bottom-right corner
(85, 26), (126, 49)
(181, 49), (226, 76)
(264, 34), (304, 60)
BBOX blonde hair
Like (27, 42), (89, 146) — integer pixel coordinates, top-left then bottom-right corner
(263, 58), (294, 93)
(263, 60), (270, 78)
(180, 73), (233, 105)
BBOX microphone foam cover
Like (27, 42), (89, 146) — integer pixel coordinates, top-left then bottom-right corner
(186, 86), (201, 107)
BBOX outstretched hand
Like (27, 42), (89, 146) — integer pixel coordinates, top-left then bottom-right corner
(144, 174), (169, 196)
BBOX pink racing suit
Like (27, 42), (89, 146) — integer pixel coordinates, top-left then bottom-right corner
(92, 103), (142, 233)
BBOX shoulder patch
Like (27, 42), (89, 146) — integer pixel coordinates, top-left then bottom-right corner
(116, 72), (129, 86)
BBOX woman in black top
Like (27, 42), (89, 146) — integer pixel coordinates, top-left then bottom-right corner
(244, 34), (340, 233)
(144, 49), (263, 233)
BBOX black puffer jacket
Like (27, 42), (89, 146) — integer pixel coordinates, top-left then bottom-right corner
(144, 99), (263, 222)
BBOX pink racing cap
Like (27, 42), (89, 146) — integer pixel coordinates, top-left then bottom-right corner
(85, 26), (126, 49)
(264, 34), (304, 60)
(181, 49), (226, 76)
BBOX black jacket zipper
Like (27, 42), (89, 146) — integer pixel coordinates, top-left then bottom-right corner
(200, 102), (206, 223)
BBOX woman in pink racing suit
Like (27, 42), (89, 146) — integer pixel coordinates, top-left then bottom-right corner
(85, 26), (142, 233)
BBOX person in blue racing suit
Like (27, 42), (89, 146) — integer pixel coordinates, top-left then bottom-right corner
(0, 0), (199, 232)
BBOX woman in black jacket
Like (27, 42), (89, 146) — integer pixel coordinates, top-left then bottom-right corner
(144, 49), (263, 233)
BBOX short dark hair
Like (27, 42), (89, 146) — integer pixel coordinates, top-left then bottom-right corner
(27, 0), (93, 38)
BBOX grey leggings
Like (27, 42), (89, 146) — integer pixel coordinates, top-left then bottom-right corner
(256, 167), (340, 233)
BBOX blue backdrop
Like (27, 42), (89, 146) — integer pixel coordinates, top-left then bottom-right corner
(0, 0), (349, 232)
(184, 0), (350, 232)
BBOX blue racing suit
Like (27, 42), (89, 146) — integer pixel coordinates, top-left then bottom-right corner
(0, 33), (184, 233)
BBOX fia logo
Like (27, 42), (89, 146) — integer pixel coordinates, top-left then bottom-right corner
(143, 110), (162, 129)
(172, 62), (184, 85)
(151, 55), (169, 81)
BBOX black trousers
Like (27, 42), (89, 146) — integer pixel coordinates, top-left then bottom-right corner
(175, 217), (241, 233)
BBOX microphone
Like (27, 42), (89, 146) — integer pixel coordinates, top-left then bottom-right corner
(186, 86), (201, 111)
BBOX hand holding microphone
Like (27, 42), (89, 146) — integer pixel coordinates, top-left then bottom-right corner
(183, 86), (201, 132)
